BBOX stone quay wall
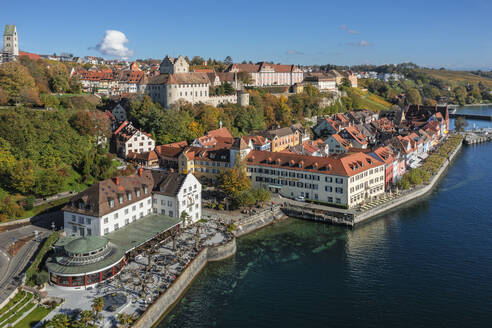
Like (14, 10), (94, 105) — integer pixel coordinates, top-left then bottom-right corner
(354, 139), (463, 224)
(234, 206), (285, 237)
(133, 238), (237, 328)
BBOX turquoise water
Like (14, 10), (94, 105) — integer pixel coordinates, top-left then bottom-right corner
(158, 123), (492, 328)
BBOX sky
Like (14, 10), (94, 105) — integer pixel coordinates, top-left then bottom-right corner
(2, 0), (492, 69)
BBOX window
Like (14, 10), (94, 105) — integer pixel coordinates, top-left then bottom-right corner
(118, 195), (123, 204)
(325, 177), (332, 182)
(104, 228), (109, 235)
(132, 205), (136, 211)
(86, 218), (91, 225)
(114, 223), (119, 230)
(139, 202), (143, 208)
(124, 208), (129, 215)
(161, 200), (165, 205)
(168, 200), (172, 206)
(125, 219), (129, 225)
(136, 189), (141, 197)
(72, 225), (77, 233)
(78, 217), (84, 224)
(336, 198), (341, 204)
(335, 187), (343, 194)
(71, 215), (76, 221)
(147, 199), (151, 204)
(132, 215), (136, 221)
(161, 209), (165, 215)
(169, 210), (173, 217)
(140, 212), (144, 218)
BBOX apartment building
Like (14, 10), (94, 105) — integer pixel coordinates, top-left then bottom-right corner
(246, 150), (385, 208)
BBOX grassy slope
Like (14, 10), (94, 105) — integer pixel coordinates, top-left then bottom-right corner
(419, 68), (492, 89)
(352, 88), (392, 111)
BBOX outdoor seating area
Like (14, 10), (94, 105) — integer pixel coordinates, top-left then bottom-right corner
(43, 217), (233, 326)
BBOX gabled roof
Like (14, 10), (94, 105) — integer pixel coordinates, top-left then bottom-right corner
(331, 133), (352, 148)
(63, 170), (154, 217)
(166, 73), (210, 85)
(151, 171), (187, 197)
(206, 127), (233, 139)
(245, 150), (383, 177)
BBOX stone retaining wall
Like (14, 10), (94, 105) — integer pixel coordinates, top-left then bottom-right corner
(133, 238), (237, 328)
(234, 207), (285, 237)
(354, 140), (463, 224)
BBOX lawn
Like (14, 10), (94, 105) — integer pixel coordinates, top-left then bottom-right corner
(14, 305), (54, 328)
(352, 88), (392, 111)
(0, 291), (27, 315)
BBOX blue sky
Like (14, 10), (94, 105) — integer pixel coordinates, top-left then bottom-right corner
(2, 0), (492, 69)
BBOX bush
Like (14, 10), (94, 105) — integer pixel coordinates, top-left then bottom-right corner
(24, 195), (35, 210)
(34, 270), (49, 286)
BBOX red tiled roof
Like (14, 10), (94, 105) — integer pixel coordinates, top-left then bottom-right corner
(206, 127), (233, 139)
(246, 150), (383, 177)
(18, 51), (42, 60)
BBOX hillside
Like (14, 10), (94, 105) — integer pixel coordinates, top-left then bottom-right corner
(351, 88), (392, 111)
(419, 68), (492, 89)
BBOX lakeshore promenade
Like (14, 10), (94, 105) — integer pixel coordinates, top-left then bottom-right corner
(281, 136), (463, 227)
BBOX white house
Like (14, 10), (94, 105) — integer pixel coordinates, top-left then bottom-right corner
(114, 121), (155, 158)
(63, 169), (202, 238)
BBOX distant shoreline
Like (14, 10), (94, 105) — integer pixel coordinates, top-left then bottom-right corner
(448, 103), (492, 108)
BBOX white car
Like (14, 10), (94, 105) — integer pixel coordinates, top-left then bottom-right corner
(295, 196), (305, 202)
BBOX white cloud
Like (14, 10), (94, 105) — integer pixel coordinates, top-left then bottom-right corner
(286, 49), (304, 55)
(93, 30), (133, 58)
(340, 24), (359, 34)
(348, 40), (372, 47)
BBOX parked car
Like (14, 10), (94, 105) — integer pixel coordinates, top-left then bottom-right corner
(295, 196), (305, 202)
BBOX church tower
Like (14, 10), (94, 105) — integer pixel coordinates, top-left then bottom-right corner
(3, 25), (19, 62)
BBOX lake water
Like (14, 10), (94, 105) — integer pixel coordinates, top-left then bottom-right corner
(451, 104), (492, 130)
(158, 112), (492, 328)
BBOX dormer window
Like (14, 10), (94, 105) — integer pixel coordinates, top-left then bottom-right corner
(78, 201), (84, 209)
(127, 191), (132, 201)
(135, 189), (141, 197)
(118, 194), (123, 204)
(143, 185), (148, 194)
(109, 198), (115, 208)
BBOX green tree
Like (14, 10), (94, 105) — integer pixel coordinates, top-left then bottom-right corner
(406, 88), (422, 105)
(10, 159), (35, 194)
(91, 297), (104, 323)
(44, 313), (71, 328)
(0, 87), (8, 105)
(117, 313), (136, 327)
(224, 56), (233, 65)
(40, 93), (60, 108)
(252, 187), (271, 207)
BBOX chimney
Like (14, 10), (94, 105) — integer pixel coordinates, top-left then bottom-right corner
(138, 168), (143, 177)
(113, 177), (120, 185)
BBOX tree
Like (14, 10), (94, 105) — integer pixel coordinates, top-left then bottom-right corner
(406, 88), (422, 105)
(10, 159), (35, 194)
(180, 211), (191, 227)
(40, 93), (60, 108)
(44, 314), (70, 328)
(224, 56), (233, 65)
(252, 187), (271, 207)
(218, 155), (251, 207)
(0, 87), (8, 105)
(0, 62), (37, 104)
(117, 313), (136, 328)
(91, 297), (104, 323)
(191, 56), (205, 65)
(454, 116), (468, 132)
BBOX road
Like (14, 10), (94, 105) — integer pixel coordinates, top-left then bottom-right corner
(0, 225), (50, 305)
